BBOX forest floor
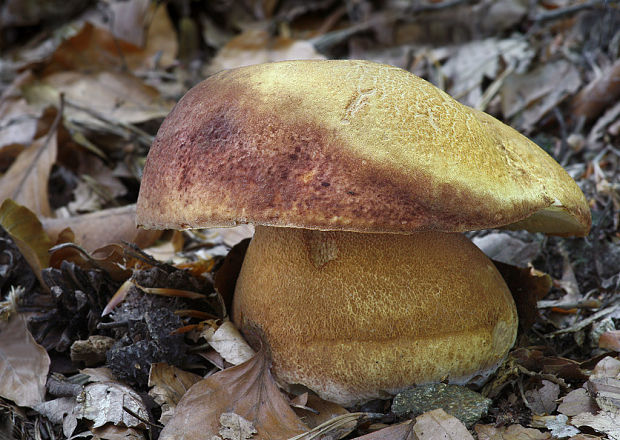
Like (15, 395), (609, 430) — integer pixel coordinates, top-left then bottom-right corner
(0, 0), (619, 439)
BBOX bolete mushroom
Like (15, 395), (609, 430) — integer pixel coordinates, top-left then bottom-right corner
(136, 60), (591, 406)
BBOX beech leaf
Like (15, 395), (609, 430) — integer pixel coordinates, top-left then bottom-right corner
(0, 199), (53, 284)
(475, 423), (551, 439)
(42, 204), (161, 252)
(0, 127), (58, 218)
(159, 350), (308, 440)
(0, 314), (50, 407)
(412, 409), (474, 440)
(353, 421), (416, 439)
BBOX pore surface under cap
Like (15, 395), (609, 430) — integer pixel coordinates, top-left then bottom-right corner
(137, 60), (590, 235)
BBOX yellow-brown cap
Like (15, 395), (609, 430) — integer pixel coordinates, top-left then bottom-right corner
(136, 60), (590, 236)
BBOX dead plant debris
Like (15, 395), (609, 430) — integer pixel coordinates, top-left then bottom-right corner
(0, 0), (618, 439)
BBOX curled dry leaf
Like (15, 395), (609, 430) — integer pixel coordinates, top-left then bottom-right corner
(158, 350), (308, 440)
(203, 320), (255, 366)
(0, 314), (50, 407)
(475, 423), (551, 439)
(0, 199), (53, 285)
(147, 362), (202, 424)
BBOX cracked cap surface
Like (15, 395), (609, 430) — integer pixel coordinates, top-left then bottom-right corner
(136, 60), (591, 236)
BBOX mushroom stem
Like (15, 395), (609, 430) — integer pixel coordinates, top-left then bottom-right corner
(233, 226), (518, 406)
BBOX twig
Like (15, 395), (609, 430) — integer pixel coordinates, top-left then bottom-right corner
(548, 304), (620, 336)
(64, 98), (154, 145)
(532, 0), (620, 22)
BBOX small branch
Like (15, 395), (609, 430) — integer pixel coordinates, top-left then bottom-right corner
(532, 0), (620, 22)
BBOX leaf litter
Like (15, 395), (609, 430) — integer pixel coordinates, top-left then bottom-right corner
(0, 0), (618, 439)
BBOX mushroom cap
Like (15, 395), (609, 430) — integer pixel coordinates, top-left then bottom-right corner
(136, 60), (590, 236)
(233, 226), (518, 406)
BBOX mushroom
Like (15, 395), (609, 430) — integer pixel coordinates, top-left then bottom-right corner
(136, 60), (591, 406)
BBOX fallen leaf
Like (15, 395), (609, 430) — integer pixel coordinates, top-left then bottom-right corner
(525, 380), (560, 415)
(557, 389), (599, 417)
(571, 58), (620, 123)
(43, 204), (161, 252)
(77, 382), (149, 430)
(294, 393), (351, 433)
(587, 376), (620, 413)
(544, 414), (581, 438)
(441, 37), (533, 108)
(206, 29), (325, 75)
(90, 423), (146, 440)
(353, 420), (415, 439)
(599, 331), (620, 351)
(412, 408), (474, 440)
(493, 262), (552, 332)
(148, 363), (202, 424)
(218, 412), (257, 440)
(501, 59), (581, 132)
(571, 411), (620, 440)
(158, 350), (308, 440)
(475, 423), (551, 439)
(0, 127), (58, 218)
(25, 71), (171, 130)
(34, 396), (78, 437)
(203, 321), (255, 366)
(592, 356), (620, 378)
(0, 314), (50, 407)
(473, 232), (541, 267)
(0, 199), (53, 285)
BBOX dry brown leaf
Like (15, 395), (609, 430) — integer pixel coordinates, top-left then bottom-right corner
(493, 262), (552, 332)
(295, 393), (351, 433)
(571, 58), (620, 123)
(501, 59), (581, 132)
(592, 356), (620, 378)
(41, 22), (143, 74)
(78, 382), (149, 430)
(203, 321), (255, 366)
(558, 389), (599, 417)
(43, 204), (161, 252)
(599, 331), (620, 351)
(0, 314), (50, 407)
(158, 350), (308, 440)
(148, 363), (202, 424)
(0, 128), (58, 218)
(353, 420), (415, 439)
(206, 29), (325, 75)
(25, 71), (171, 129)
(0, 97), (43, 151)
(475, 423), (551, 439)
(0, 199), (53, 284)
(524, 380), (560, 416)
(91, 423), (145, 440)
(412, 408), (474, 440)
(571, 411), (620, 439)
